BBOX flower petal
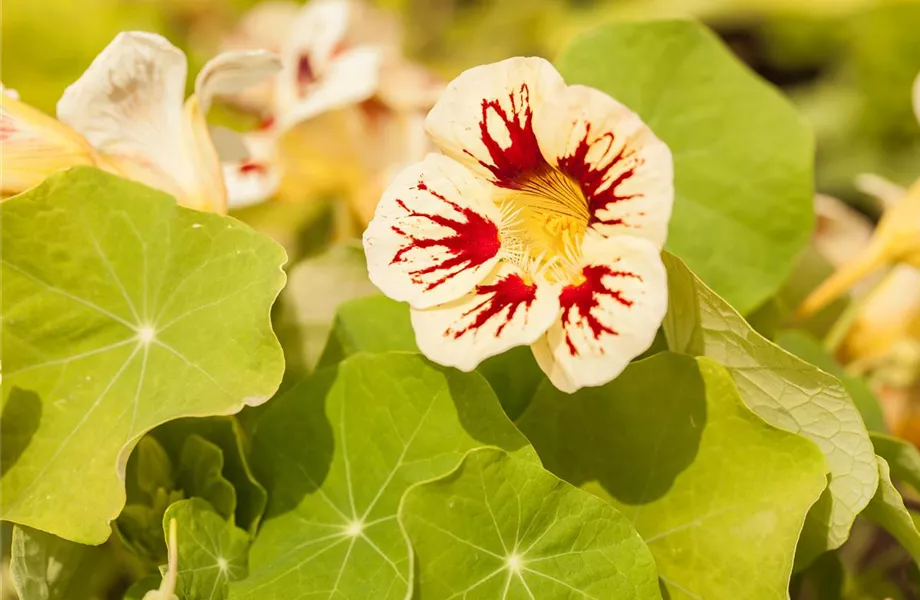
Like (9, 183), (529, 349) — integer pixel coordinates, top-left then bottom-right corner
(223, 132), (280, 209)
(363, 153), (503, 309)
(913, 70), (920, 126)
(277, 47), (381, 129)
(534, 85), (674, 248)
(424, 57), (565, 187)
(194, 50), (282, 114)
(411, 263), (560, 371)
(1, 93), (97, 195)
(56, 31), (191, 200)
(275, 0), (390, 127)
(532, 234), (667, 393)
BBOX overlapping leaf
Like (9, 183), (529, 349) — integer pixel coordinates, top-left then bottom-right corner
(661, 254), (878, 561)
(400, 448), (661, 599)
(557, 20), (814, 314)
(518, 353), (828, 599)
(232, 352), (536, 599)
(1, 167), (286, 543)
(164, 498), (250, 600)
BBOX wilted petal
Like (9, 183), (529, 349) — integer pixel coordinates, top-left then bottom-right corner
(535, 85), (673, 248)
(532, 234), (667, 393)
(1, 92), (97, 195)
(57, 31), (191, 201)
(195, 50), (282, 114)
(411, 263), (560, 371)
(425, 57), (565, 187)
(363, 153), (503, 309)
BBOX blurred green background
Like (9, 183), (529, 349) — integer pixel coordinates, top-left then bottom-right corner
(3, 0), (920, 213)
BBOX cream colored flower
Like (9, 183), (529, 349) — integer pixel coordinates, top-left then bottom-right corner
(1, 32), (279, 213)
(363, 57), (673, 393)
(220, 0), (442, 223)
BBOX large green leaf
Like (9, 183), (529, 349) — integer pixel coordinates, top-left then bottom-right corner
(556, 20), (814, 314)
(0, 167), (286, 543)
(863, 457), (920, 565)
(399, 448), (661, 599)
(661, 254), (878, 561)
(517, 353), (828, 599)
(316, 295), (416, 368)
(10, 525), (118, 600)
(777, 330), (886, 433)
(232, 352), (536, 599)
(164, 498), (250, 600)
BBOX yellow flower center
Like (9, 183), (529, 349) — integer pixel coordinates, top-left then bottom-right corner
(497, 167), (589, 284)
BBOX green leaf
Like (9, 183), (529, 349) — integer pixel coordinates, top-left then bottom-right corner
(151, 417), (268, 534)
(863, 457), (920, 565)
(556, 20), (814, 314)
(232, 352), (536, 599)
(164, 498), (250, 600)
(10, 525), (118, 600)
(399, 448), (661, 599)
(1, 167), (286, 543)
(661, 253), (878, 561)
(278, 243), (379, 380)
(872, 432), (920, 492)
(175, 435), (236, 521)
(123, 576), (162, 600)
(316, 295), (416, 368)
(317, 297), (544, 420)
(776, 330), (886, 433)
(131, 436), (176, 499)
(517, 353), (828, 599)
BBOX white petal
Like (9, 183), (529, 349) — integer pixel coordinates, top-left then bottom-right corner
(277, 47), (381, 129)
(532, 234), (668, 393)
(411, 263), (560, 371)
(534, 85), (674, 249)
(195, 50), (282, 114)
(424, 57), (565, 187)
(363, 153), (503, 309)
(57, 31), (191, 199)
(224, 160), (280, 209)
(225, 1), (300, 54)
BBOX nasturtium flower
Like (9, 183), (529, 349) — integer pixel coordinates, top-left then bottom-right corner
(363, 57), (673, 393)
(220, 0), (442, 224)
(1, 31), (279, 213)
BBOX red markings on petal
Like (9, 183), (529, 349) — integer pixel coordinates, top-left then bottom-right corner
(465, 83), (548, 188)
(556, 123), (644, 228)
(238, 160), (268, 175)
(448, 273), (538, 338)
(296, 54), (316, 96)
(559, 265), (641, 356)
(390, 180), (500, 291)
(0, 113), (17, 141)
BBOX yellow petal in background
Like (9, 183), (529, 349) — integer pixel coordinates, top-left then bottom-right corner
(0, 92), (97, 196)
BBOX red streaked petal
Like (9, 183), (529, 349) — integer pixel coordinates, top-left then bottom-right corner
(425, 57), (565, 188)
(411, 263), (560, 371)
(363, 153), (503, 309)
(535, 85), (673, 249)
(532, 234), (667, 393)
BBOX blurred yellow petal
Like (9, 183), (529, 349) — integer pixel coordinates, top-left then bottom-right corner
(844, 265), (920, 363)
(800, 180), (920, 317)
(1, 92), (96, 195)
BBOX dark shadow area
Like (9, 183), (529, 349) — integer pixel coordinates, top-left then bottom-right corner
(477, 345), (546, 421)
(445, 366), (532, 455)
(1, 387), (42, 477)
(517, 353), (706, 506)
(250, 365), (338, 519)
